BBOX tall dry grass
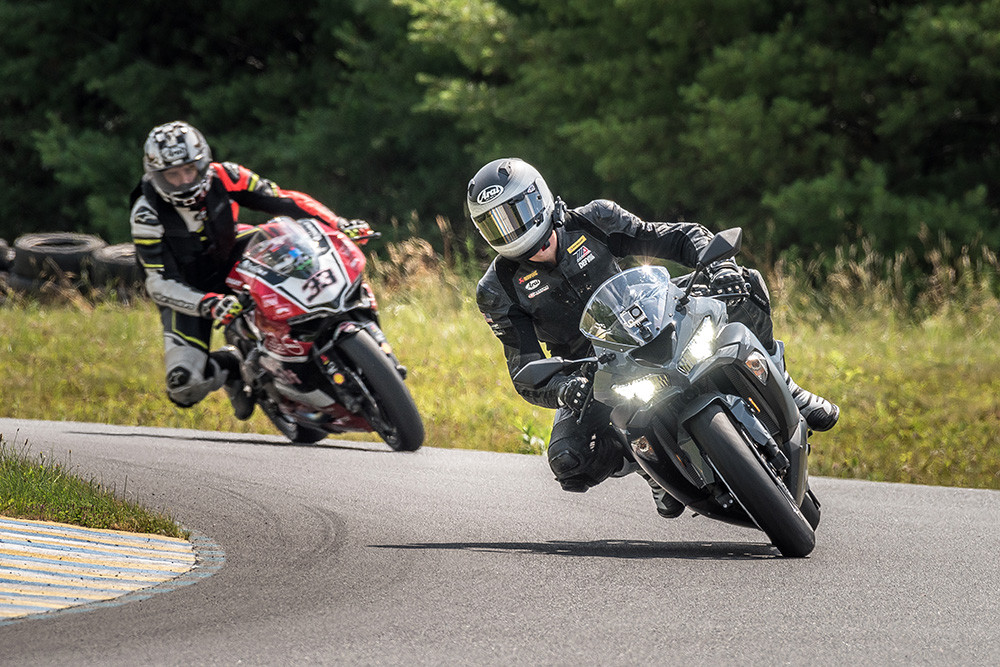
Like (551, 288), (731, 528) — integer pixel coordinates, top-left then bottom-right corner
(2, 231), (999, 489)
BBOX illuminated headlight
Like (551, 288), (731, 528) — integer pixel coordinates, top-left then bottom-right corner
(613, 375), (667, 403)
(744, 351), (769, 383)
(631, 435), (659, 462)
(677, 317), (716, 374)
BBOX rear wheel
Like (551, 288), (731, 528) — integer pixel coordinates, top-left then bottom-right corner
(259, 397), (328, 444)
(689, 403), (815, 557)
(338, 331), (424, 451)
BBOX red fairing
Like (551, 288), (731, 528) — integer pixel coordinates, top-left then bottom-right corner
(251, 280), (307, 323)
(325, 227), (367, 285)
(253, 310), (314, 359)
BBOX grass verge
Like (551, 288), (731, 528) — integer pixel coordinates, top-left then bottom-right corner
(2, 238), (1000, 492)
(0, 433), (188, 538)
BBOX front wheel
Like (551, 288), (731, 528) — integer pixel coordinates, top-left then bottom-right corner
(689, 403), (815, 557)
(338, 331), (424, 451)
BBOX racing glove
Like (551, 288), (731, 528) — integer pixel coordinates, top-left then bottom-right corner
(339, 218), (373, 244)
(708, 266), (749, 302)
(557, 376), (591, 413)
(199, 292), (243, 326)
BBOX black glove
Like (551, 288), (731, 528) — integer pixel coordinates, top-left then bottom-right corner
(708, 267), (749, 302)
(557, 376), (591, 413)
(199, 292), (243, 326)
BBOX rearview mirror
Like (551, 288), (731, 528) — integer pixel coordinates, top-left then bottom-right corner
(697, 227), (742, 269)
(513, 357), (592, 390)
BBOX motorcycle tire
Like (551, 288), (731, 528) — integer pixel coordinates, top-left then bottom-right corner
(0, 239), (12, 272)
(800, 488), (821, 530)
(260, 397), (328, 444)
(338, 330), (424, 452)
(12, 232), (106, 281)
(689, 403), (815, 557)
(87, 243), (144, 288)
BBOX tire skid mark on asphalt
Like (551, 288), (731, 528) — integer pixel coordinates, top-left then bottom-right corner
(0, 517), (222, 623)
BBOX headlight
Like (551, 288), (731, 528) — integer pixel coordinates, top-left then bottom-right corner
(613, 375), (668, 403)
(745, 351), (769, 383)
(677, 317), (716, 373)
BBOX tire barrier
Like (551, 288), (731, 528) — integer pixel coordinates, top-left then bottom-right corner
(87, 243), (145, 290)
(12, 232), (107, 282)
(0, 239), (13, 272)
(2, 232), (146, 300)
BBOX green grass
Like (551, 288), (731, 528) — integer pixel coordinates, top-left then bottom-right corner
(0, 434), (188, 538)
(2, 244), (1000, 493)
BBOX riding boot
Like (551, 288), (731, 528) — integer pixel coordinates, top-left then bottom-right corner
(783, 369), (839, 432)
(210, 347), (255, 421)
(635, 468), (685, 519)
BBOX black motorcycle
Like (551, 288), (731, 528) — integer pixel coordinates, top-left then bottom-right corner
(514, 229), (819, 557)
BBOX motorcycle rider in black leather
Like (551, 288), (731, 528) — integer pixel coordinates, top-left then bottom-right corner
(130, 121), (372, 420)
(469, 157), (839, 518)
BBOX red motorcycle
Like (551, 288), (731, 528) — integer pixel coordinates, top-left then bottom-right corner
(223, 216), (424, 450)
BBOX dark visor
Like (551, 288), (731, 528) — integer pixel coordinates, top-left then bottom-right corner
(473, 183), (546, 245)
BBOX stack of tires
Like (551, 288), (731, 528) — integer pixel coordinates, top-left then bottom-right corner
(0, 232), (145, 301)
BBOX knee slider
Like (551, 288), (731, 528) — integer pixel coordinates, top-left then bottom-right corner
(165, 360), (223, 408)
(548, 433), (622, 491)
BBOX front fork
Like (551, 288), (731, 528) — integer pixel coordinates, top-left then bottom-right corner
(679, 394), (808, 507)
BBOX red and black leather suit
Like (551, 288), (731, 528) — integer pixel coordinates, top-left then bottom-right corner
(129, 161), (349, 407)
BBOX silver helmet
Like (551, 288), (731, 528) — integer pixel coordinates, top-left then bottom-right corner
(143, 121), (213, 207)
(466, 158), (555, 261)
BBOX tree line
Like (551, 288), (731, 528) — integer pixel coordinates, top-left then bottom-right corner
(1, 0), (997, 270)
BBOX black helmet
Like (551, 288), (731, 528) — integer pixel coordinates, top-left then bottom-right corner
(467, 158), (555, 261)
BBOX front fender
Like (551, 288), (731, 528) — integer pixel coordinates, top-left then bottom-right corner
(679, 394), (807, 505)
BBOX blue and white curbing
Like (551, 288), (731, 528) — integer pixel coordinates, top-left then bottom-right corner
(0, 517), (224, 624)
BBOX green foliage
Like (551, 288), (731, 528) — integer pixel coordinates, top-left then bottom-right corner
(404, 0), (1000, 258)
(0, 0), (475, 244)
(0, 435), (188, 537)
(3, 0), (1000, 274)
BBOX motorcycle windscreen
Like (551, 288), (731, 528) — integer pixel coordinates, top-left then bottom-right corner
(579, 265), (678, 350)
(245, 221), (324, 280)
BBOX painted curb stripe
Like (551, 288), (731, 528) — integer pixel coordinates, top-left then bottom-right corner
(0, 517), (193, 546)
(0, 529), (194, 558)
(0, 517), (221, 623)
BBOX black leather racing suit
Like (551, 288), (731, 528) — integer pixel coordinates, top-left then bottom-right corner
(476, 199), (775, 492)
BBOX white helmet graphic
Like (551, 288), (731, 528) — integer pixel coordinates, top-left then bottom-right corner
(467, 158), (555, 261)
(143, 121), (213, 207)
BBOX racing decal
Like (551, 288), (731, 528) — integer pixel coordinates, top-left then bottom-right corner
(575, 245), (594, 268)
(518, 270), (538, 285)
(525, 279), (541, 291)
(477, 184), (505, 204)
(528, 285), (550, 299)
(303, 268), (338, 302)
(567, 235), (587, 254)
(483, 312), (504, 336)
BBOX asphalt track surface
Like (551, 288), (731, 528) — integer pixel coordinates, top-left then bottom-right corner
(1, 418), (999, 666)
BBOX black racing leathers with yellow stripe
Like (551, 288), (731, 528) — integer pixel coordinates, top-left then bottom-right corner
(130, 161), (344, 317)
(476, 199), (750, 409)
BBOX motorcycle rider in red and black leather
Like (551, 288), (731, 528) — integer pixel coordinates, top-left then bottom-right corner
(468, 157), (839, 519)
(130, 121), (373, 420)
